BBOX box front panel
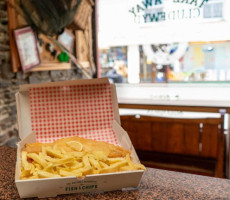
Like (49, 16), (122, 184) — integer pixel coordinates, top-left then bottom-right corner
(16, 171), (143, 198)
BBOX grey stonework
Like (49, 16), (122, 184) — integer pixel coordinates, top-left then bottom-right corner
(0, 1), (84, 147)
(0, 69), (84, 148)
(0, 68), (84, 147)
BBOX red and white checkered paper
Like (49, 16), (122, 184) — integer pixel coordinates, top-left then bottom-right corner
(29, 83), (118, 145)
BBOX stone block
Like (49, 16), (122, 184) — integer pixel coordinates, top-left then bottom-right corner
(1, 63), (14, 79)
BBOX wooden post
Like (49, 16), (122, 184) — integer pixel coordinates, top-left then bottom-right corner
(7, 0), (20, 72)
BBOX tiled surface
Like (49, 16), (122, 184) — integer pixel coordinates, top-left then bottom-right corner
(1, 145), (230, 200)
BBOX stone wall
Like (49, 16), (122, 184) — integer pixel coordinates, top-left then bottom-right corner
(0, 0), (84, 147)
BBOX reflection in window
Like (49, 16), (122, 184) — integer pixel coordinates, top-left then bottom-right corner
(98, 0), (229, 84)
(203, 1), (223, 19)
(100, 47), (128, 83)
(140, 42), (230, 83)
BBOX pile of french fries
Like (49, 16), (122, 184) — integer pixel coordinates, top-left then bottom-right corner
(20, 140), (145, 180)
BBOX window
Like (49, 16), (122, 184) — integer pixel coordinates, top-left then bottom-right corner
(203, 0), (223, 19)
(98, 0), (230, 83)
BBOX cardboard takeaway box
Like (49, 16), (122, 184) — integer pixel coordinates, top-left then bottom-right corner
(15, 78), (144, 198)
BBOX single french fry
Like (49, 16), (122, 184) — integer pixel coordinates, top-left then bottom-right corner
(21, 151), (30, 170)
(37, 170), (60, 178)
(99, 161), (109, 168)
(20, 169), (31, 178)
(80, 166), (93, 175)
(32, 168), (39, 176)
(59, 169), (82, 177)
(27, 153), (48, 168)
(27, 175), (39, 179)
(92, 169), (100, 174)
(28, 163), (36, 174)
(21, 174), (39, 180)
(71, 151), (85, 157)
(119, 166), (135, 171)
(53, 144), (60, 152)
(107, 157), (125, 164)
(61, 148), (67, 154)
(53, 156), (75, 165)
(133, 164), (146, 170)
(43, 163), (55, 173)
(125, 154), (145, 170)
(69, 162), (84, 170)
(125, 154), (134, 167)
(43, 155), (56, 163)
(46, 147), (63, 159)
(63, 160), (79, 167)
(89, 156), (101, 170)
(100, 160), (128, 174)
(32, 162), (42, 170)
(92, 151), (108, 161)
(83, 155), (91, 167)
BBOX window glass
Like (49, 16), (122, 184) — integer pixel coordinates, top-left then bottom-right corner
(203, 1), (223, 18)
(98, 0), (229, 83)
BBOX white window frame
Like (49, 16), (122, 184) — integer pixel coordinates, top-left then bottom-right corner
(200, 0), (226, 22)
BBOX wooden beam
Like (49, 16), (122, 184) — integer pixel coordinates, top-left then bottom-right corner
(7, 0), (20, 72)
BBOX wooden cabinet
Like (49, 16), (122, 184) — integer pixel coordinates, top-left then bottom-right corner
(121, 120), (152, 151)
(121, 115), (225, 178)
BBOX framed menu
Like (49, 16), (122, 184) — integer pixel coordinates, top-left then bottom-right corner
(14, 26), (41, 72)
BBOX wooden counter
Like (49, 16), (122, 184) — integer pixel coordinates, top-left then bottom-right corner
(1, 146), (230, 200)
(116, 83), (230, 114)
(118, 98), (230, 113)
(117, 95), (229, 178)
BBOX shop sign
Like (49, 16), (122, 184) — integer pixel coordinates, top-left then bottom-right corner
(129, 0), (209, 23)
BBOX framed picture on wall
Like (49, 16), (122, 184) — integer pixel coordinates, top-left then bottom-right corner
(14, 26), (41, 72)
(58, 29), (74, 52)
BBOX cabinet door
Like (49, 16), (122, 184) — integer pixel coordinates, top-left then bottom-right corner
(201, 124), (219, 158)
(183, 123), (200, 156)
(121, 120), (152, 151)
(151, 122), (184, 154)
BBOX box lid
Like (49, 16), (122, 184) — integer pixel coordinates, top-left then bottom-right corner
(16, 78), (120, 145)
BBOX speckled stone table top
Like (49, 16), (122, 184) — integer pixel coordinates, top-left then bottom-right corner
(1, 145), (230, 200)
